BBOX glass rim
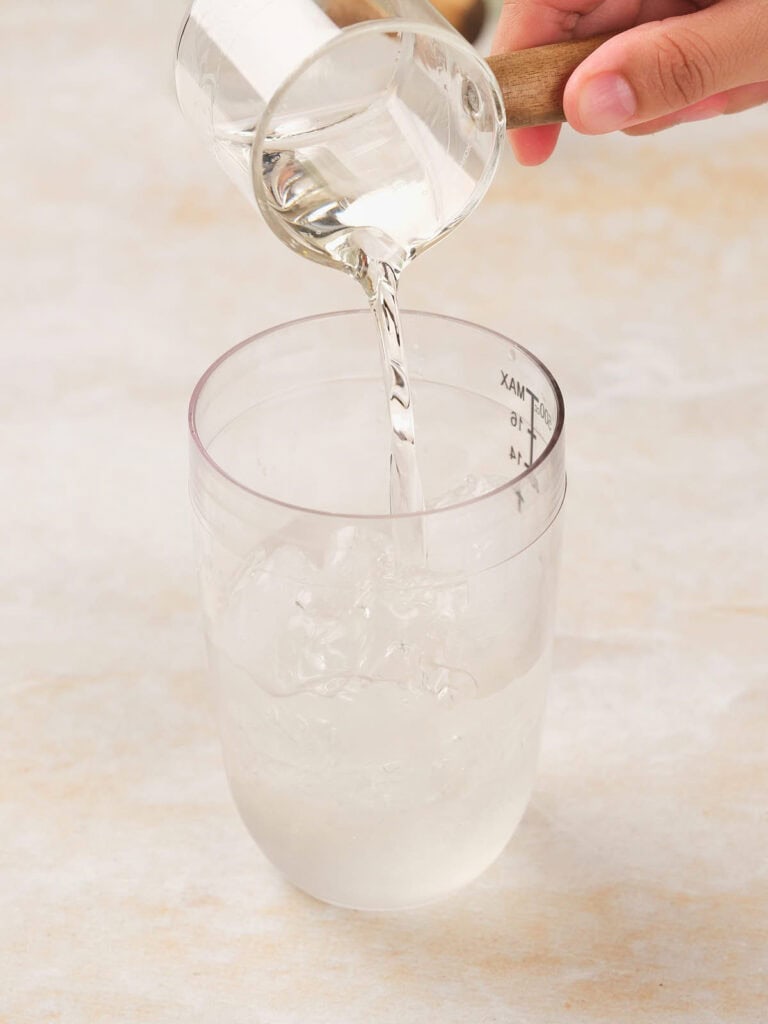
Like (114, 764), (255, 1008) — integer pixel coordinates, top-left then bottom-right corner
(188, 309), (565, 523)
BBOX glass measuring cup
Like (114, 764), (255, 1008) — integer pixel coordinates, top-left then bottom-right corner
(176, 2), (611, 270)
(189, 311), (566, 910)
(176, 0), (505, 270)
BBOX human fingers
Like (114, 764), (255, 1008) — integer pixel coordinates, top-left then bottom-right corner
(562, 0), (768, 134)
(491, 0), (703, 162)
(622, 90), (728, 133)
(621, 81), (768, 133)
(492, 0), (597, 164)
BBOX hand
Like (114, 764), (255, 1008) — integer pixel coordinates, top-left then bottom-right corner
(492, 0), (768, 164)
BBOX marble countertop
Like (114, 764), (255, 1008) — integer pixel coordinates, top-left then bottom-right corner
(2, 2), (766, 1021)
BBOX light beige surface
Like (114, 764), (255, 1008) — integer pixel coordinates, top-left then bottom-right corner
(2, 3), (767, 1022)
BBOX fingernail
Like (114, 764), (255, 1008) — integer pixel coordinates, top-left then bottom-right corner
(577, 73), (637, 133)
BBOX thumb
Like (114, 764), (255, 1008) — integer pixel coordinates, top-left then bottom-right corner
(563, 0), (768, 134)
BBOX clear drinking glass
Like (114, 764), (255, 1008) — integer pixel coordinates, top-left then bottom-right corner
(175, 0), (504, 268)
(189, 311), (565, 911)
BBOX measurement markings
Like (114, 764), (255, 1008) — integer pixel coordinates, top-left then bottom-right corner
(526, 387), (538, 467)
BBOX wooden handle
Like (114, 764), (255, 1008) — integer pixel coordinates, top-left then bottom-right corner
(487, 34), (613, 129)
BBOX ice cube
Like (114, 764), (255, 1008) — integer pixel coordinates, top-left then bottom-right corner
(422, 661), (478, 704)
(214, 543), (322, 693)
(369, 640), (422, 686)
(428, 474), (508, 510)
(323, 524), (391, 581)
(311, 674), (371, 700)
(278, 601), (370, 690)
(426, 474), (513, 574)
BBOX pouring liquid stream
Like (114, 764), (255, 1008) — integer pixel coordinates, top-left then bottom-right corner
(243, 23), (506, 563)
(257, 97), (473, 561)
(360, 254), (427, 561)
(260, 124), (430, 555)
